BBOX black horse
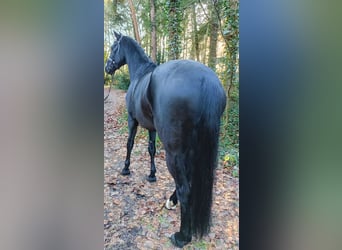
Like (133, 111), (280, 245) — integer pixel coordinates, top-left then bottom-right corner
(105, 32), (226, 247)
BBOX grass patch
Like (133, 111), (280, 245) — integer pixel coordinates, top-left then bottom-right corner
(158, 214), (167, 225)
(186, 239), (210, 249)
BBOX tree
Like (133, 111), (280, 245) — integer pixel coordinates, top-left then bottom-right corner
(208, 1), (219, 70)
(221, 0), (240, 147)
(166, 0), (183, 60)
(191, 4), (199, 61)
(150, 0), (157, 62)
(128, 0), (141, 44)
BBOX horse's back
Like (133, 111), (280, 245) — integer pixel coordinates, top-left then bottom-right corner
(151, 60), (225, 115)
(153, 60), (221, 89)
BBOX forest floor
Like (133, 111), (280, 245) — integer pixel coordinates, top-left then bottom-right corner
(104, 88), (239, 249)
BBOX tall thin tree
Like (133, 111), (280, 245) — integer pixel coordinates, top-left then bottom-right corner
(128, 0), (141, 44)
(208, 1), (219, 70)
(167, 0), (182, 60)
(150, 0), (157, 62)
(191, 4), (200, 61)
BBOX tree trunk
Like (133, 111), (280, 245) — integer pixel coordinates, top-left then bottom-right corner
(168, 0), (181, 60)
(150, 0), (157, 62)
(183, 12), (189, 59)
(160, 35), (166, 64)
(208, 4), (219, 71)
(191, 4), (199, 61)
(202, 25), (209, 64)
(128, 0), (141, 44)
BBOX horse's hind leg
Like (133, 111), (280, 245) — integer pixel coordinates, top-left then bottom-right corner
(146, 130), (157, 182)
(122, 115), (138, 176)
(165, 189), (178, 210)
(166, 152), (192, 247)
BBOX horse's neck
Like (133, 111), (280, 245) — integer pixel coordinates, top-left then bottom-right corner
(125, 47), (154, 82)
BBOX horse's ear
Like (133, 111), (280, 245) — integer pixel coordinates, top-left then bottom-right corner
(114, 31), (122, 41)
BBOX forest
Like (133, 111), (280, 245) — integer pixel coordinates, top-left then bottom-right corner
(104, 0), (239, 170)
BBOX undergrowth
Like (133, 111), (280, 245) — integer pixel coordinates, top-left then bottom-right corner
(219, 100), (239, 177)
(105, 67), (130, 90)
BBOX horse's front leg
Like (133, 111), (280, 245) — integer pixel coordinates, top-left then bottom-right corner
(146, 130), (157, 182)
(122, 115), (138, 176)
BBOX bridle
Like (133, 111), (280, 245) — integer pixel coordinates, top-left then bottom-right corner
(106, 57), (120, 72)
(104, 56), (118, 103)
(107, 35), (123, 71)
(104, 35), (123, 102)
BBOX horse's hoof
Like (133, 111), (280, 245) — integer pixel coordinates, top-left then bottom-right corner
(170, 232), (191, 248)
(121, 168), (130, 176)
(165, 199), (177, 210)
(146, 175), (156, 182)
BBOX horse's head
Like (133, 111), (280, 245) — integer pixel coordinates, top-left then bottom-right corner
(105, 31), (126, 75)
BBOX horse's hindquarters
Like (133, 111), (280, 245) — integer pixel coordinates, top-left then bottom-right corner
(149, 59), (226, 247)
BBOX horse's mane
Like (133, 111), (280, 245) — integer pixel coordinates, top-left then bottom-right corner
(123, 36), (152, 62)
(122, 36), (156, 76)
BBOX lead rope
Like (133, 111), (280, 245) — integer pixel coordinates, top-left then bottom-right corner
(104, 74), (114, 102)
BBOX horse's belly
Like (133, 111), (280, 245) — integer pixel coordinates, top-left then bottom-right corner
(137, 115), (155, 131)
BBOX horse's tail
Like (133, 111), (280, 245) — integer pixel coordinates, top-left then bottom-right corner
(190, 83), (226, 238)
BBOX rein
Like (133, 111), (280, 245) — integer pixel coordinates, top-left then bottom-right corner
(104, 35), (123, 102)
(104, 74), (114, 102)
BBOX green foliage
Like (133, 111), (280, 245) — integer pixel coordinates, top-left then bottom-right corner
(219, 90), (239, 170)
(156, 51), (166, 65)
(226, 102), (239, 148)
(190, 239), (209, 249)
(114, 69), (130, 90)
(218, 111), (240, 170)
(104, 74), (112, 86)
(217, 0), (239, 173)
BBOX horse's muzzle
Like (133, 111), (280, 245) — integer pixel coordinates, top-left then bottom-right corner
(105, 58), (117, 74)
(105, 64), (114, 74)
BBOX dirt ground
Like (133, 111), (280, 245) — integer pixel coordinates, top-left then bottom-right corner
(104, 88), (239, 249)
